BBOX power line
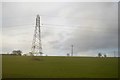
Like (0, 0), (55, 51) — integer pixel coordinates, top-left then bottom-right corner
(41, 25), (116, 34)
(3, 14), (87, 21)
(3, 24), (35, 28)
(3, 24), (116, 34)
(42, 23), (116, 30)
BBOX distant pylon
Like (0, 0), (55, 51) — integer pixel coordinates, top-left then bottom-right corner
(71, 45), (73, 56)
(31, 14), (43, 56)
(114, 51), (115, 57)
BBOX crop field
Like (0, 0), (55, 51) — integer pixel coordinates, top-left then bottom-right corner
(2, 56), (118, 78)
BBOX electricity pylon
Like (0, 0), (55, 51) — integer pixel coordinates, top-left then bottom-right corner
(71, 45), (73, 56)
(31, 14), (43, 56)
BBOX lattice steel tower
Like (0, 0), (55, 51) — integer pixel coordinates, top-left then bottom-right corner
(31, 14), (43, 56)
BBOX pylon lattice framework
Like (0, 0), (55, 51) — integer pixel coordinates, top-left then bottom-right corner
(31, 14), (42, 56)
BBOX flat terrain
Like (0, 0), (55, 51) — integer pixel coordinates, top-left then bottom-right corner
(2, 56), (118, 78)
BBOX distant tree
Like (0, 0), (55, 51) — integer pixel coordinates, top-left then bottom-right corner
(29, 52), (34, 56)
(104, 54), (107, 57)
(12, 50), (22, 56)
(67, 53), (70, 56)
(98, 53), (102, 57)
(39, 52), (43, 56)
(23, 54), (27, 56)
(7, 52), (9, 54)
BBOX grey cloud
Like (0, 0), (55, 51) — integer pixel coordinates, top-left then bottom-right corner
(2, 2), (118, 56)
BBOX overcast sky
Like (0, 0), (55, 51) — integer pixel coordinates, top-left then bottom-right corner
(1, 2), (118, 56)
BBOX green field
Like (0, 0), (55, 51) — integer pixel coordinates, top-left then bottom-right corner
(2, 56), (118, 78)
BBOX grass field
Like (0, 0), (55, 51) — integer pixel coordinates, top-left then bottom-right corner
(2, 56), (118, 78)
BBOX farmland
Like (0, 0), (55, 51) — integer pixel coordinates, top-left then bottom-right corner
(2, 56), (118, 78)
